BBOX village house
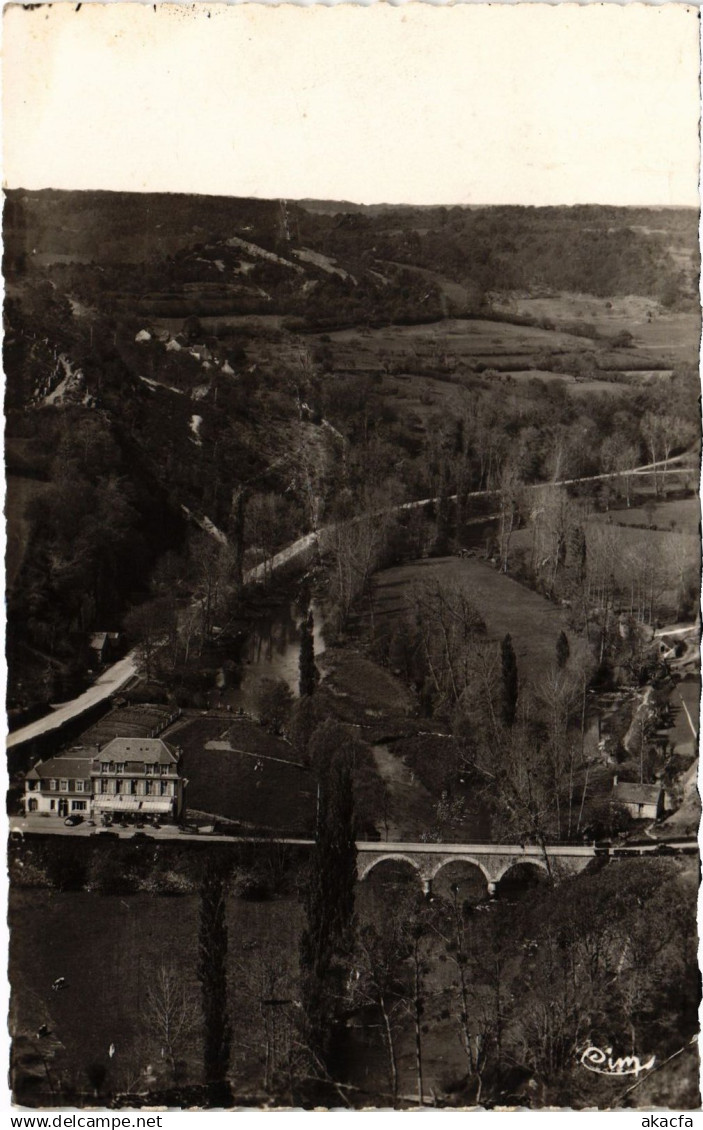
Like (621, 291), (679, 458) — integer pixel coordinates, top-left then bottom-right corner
(89, 631), (121, 667)
(612, 779), (664, 821)
(23, 737), (186, 823)
(90, 737), (186, 823)
(24, 753), (94, 818)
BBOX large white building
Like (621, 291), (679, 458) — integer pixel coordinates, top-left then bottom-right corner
(24, 737), (186, 823)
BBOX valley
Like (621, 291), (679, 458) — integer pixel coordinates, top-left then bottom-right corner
(4, 190), (700, 1110)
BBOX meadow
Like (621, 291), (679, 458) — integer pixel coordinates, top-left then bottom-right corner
(173, 714), (315, 834)
(369, 555), (574, 683)
(9, 886), (303, 1104)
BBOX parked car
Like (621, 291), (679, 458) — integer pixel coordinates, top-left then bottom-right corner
(64, 815), (83, 827)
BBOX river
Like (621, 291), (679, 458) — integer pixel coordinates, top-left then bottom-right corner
(214, 599), (326, 713)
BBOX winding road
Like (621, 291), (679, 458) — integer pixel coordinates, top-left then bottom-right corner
(6, 449), (696, 751)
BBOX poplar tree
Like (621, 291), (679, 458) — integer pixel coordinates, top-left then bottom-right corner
(197, 867), (232, 1099)
(298, 610), (319, 698)
(299, 722), (357, 1063)
(500, 634), (519, 728)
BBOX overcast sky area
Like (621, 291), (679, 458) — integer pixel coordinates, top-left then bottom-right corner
(2, 3), (701, 207)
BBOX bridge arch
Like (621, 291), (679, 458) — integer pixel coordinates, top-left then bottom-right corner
(357, 853), (424, 883)
(493, 858), (550, 883)
(429, 856), (492, 902)
(429, 856), (492, 884)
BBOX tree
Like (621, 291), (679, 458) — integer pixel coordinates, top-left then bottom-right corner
(255, 677), (294, 735)
(497, 463), (522, 574)
(352, 917), (410, 1102)
(434, 466), (454, 555)
(408, 579), (486, 714)
(459, 714), (559, 876)
(143, 962), (198, 1082)
(500, 634), (519, 728)
(298, 610), (319, 698)
(556, 631), (570, 669)
(245, 492), (280, 582)
(427, 892), (506, 1104)
(234, 939), (299, 1100)
(534, 667), (582, 839)
(601, 436), (639, 507)
(188, 532), (237, 647)
(228, 486), (247, 596)
(197, 867), (232, 1097)
(123, 596), (174, 682)
(299, 723), (357, 1064)
(327, 488), (398, 632)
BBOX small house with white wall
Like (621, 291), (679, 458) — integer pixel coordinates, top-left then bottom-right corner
(612, 780), (664, 821)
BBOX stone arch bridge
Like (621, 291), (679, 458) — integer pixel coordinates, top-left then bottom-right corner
(356, 841), (599, 896)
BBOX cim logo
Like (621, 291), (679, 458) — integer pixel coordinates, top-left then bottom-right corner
(579, 1045), (656, 1077)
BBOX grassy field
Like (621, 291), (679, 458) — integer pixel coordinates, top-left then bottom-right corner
(491, 292), (700, 366)
(314, 301), (698, 377)
(8, 880), (478, 1106)
(320, 647), (415, 722)
(605, 495), (699, 534)
(9, 887), (303, 1103)
(370, 555), (574, 684)
(173, 714), (315, 834)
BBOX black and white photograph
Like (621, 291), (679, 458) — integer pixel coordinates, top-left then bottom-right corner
(3, 2), (701, 1113)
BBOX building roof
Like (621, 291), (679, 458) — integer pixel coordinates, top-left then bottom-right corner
(95, 737), (179, 765)
(80, 703), (177, 746)
(613, 782), (662, 806)
(90, 631), (120, 649)
(26, 755), (95, 781)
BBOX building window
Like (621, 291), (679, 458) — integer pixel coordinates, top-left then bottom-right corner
(115, 763), (125, 774)
(115, 780), (122, 794)
(59, 780), (69, 792)
(101, 763), (109, 774)
(100, 779), (108, 794)
(76, 780), (84, 793)
(49, 799), (55, 811)
(27, 781), (36, 791)
(145, 764), (155, 775)
(145, 781), (153, 796)
(130, 780), (137, 795)
(49, 780), (58, 791)
(71, 800), (87, 812)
